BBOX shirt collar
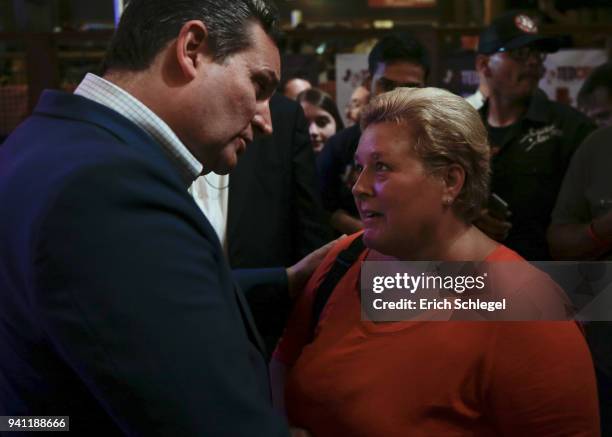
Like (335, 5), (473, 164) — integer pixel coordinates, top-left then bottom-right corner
(75, 73), (203, 184)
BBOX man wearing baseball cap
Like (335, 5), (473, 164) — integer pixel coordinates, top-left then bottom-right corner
(474, 11), (596, 261)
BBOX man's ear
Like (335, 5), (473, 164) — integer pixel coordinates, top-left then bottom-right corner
(475, 54), (491, 78)
(175, 20), (209, 80)
(441, 163), (465, 205)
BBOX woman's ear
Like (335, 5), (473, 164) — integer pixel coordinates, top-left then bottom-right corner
(441, 164), (465, 206)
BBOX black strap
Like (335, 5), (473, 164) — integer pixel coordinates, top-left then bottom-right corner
(310, 235), (365, 339)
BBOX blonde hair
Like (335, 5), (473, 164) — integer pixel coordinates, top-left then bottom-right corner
(360, 87), (490, 222)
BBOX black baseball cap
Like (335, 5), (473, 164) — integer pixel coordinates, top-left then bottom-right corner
(478, 11), (561, 55)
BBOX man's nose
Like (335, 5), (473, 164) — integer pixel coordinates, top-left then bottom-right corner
(252, 100), (273, 136)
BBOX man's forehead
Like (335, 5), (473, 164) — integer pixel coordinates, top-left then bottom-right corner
(374, 61), (425, 81)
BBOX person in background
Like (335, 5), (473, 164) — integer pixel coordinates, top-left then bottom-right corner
(548, 126), (612, 261)
(548, 125), (612, 435)
(577, 62), (612, 128)
(283, 76), (312, 100)
(271, 87), (599, 437)
(0, 0), (305, 435)
(345, 83), (371, 126)
(317, 33), (429, 235)
(474, 11), (596, 260)
(296, 88), (344, 154)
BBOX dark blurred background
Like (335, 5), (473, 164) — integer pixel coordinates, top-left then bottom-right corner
(0, 0), (610, 138)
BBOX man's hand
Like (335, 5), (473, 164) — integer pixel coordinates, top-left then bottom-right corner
(286, 237), (343, 299)
(475, 209), (512, 241)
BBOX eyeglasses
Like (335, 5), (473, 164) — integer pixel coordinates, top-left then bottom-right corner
(375, 77), (423, 93)
(497, 46), (547, 63)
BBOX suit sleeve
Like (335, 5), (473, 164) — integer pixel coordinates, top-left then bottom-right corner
(290, 103), (332, 258)
(34, 158), (288, 436)
(233, 268), (288, 296)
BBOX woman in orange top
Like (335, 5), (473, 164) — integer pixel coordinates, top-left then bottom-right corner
(271, 87), (599, 436)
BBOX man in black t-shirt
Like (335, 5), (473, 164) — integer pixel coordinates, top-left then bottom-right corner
(474, 11), (595, 260)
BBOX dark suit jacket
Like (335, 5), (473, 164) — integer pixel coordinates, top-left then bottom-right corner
(227, 93), (330, 268)
(0, 91), (288, 436)
(227, 94), (330, 352)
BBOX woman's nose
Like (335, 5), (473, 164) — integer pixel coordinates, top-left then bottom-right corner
(352, 168), (373, 198)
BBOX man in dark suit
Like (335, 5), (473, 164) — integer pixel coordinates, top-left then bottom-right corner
(228, 93), (330, 268)
(0, 1), (293, 435)
(226, 93), (331, 352)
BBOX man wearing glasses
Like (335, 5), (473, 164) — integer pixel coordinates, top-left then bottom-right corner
(474, 11), (596, 261)
(317, 33), (429, 235)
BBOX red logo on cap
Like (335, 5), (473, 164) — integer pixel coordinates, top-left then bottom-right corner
(515, 14), (538, 34)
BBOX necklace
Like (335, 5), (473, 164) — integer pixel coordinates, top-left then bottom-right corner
(203, 174), (229, 190)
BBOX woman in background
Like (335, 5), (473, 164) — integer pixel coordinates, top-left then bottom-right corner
(271, 87), (599, 437)
(297, 88), (344, 154)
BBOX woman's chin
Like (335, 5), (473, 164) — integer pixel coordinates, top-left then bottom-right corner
(363, 230), (403, 259)
(362, 229), (382, 250)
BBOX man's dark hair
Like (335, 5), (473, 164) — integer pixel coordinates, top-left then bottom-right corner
(101, 0), (279, 74)
(367, 33), (430, 79)
(577, 62), (612, 107)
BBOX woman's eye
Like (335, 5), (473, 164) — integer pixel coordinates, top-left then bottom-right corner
(353, 163), (363, 172)
(375, 162), (389, 171)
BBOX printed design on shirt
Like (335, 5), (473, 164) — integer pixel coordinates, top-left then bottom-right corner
(515, 14), (538, 34)
(519, 125), (563, 152)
